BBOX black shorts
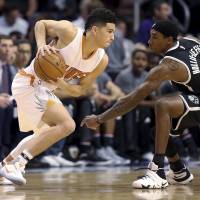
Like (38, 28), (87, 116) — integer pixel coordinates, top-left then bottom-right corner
(171, 93), (200, 135)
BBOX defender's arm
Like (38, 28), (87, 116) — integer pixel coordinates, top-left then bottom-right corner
(97, 58), (188, 123)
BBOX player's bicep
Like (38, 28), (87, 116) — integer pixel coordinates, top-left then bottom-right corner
(39, 20), (76, 39)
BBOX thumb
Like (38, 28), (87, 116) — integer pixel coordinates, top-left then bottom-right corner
(48, 39), (56, 46)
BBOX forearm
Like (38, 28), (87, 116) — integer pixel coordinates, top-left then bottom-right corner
(139, 100), (155, 107)
(54, 89), (71, 99)
(60, 82), (84, 97)
(34, 21), (46, 48)
(98, 82), (154, 123)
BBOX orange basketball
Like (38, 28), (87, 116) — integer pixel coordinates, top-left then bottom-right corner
(34, 52), (67, 82)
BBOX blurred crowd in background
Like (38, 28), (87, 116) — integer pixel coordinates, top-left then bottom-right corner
(1, 0), (200, 168)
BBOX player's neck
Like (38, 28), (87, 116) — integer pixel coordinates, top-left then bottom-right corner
(162, 41), (177, 55)
(82, 35), (98, 59)
(166, 41), (178, 52)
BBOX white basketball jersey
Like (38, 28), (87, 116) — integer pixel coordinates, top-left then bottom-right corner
(24, 28), (105, 89)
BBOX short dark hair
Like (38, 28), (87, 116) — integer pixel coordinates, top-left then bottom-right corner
(84, 8), (116, 33)
(3, 5), (19, 15)
(10, 31), (23, 40)
(15, 39), (31, 47)
(152, 20), (179, 41)
(131, 49), (148, 58)
(0, 35), (12, 41)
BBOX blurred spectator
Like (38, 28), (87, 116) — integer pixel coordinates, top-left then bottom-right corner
(73, 0), (104, 29)
(105, 29), (125, 81)
(7, 43), (17, 65)
(76, 96), (112, 166)
(14, 39), (32, 69)
(115, 49), (154, 161)
(116, 19), (135, 67)
(65, 82), (112, 166)
(0, 0), (5, 15)
(0, 35), (17, 159)
(117, 0), (133, 16)
(4, 0), (38, 19)
(0, 6), (29, 36)
(137, 0), (171, 45)
(10, 31), (23, 43)
(116, 0), (133, 30)
(92, 72), (130, 165)
(76, 72), (129, 166)
(46, 0), (77, 20)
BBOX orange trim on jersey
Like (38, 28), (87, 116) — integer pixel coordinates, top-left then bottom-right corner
(47, 99), (56, 107)
(19, 69), (36, 86)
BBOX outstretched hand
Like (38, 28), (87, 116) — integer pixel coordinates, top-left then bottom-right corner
(81, 115), (100, 130)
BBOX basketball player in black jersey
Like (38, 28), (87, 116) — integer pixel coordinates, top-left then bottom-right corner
(81, 20), (199, 189)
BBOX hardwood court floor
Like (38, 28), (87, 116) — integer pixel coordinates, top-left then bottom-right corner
(0, 167), (199, 200)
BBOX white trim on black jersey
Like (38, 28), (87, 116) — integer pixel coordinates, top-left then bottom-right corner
(173, 95), (200, 130)
(183, 37), (200, 44)
(173, 95), (190, 130)
(166, 41), (179, 53)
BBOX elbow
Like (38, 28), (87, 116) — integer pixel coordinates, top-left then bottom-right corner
(35, 20), (42, 27)
(36, 20), (45, 24)
(35, 20), (45, 29)
(34, 20), (43, 31)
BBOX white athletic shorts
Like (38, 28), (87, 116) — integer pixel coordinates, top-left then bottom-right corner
(11, 71), (62, 132)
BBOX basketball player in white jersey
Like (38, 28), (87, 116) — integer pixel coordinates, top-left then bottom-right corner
(0, 8), (116, 185)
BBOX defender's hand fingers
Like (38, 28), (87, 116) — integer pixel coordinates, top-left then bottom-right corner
(80, 119), (86, 127)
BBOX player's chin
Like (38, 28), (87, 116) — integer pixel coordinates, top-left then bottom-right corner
(103, 43), (111, 48)
(150, 47), (160, 54)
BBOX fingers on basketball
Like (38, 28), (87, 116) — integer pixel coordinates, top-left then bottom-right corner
(34, 52), (66, 82)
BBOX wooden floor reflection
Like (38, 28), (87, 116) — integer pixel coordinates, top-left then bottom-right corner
(0, 167), (199, 200)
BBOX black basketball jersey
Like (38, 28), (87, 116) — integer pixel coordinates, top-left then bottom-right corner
(164, 37), (200, 94)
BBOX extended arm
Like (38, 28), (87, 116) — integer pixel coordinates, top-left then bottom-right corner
(97, 58), (188, 123)
(97, 66), (165, 122)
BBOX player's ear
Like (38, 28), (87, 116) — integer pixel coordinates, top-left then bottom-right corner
(91, 26), (98, 36)
(167, 36), (174, 45)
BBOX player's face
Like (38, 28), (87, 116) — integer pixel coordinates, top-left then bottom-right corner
(148, 29), (169, 54)
(95, 23), (115, 48)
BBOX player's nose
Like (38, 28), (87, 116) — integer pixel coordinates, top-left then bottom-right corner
(110, 34), (114, 41)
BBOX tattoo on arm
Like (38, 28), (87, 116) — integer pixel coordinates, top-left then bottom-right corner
(162, 58), (181, 71)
